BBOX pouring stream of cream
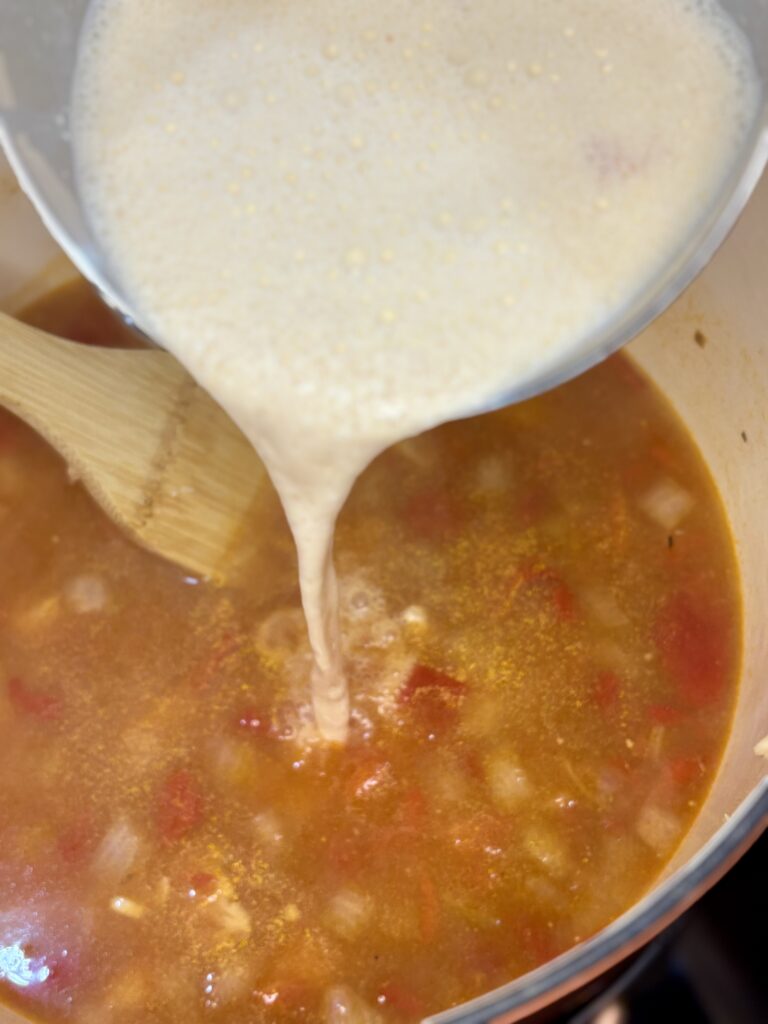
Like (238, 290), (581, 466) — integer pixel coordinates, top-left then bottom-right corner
(72, 0), (757, 741)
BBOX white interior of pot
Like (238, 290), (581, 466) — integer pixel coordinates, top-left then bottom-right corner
(635, 173), (768, 877)
(0, 158), (765, 1023)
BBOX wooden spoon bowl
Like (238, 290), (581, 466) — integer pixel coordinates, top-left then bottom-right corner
(0, 309), (266, 582)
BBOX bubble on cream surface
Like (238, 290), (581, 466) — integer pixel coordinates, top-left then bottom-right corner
(71, 0), (758, 741)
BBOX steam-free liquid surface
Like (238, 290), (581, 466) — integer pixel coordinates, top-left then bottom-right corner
(72, 0), (757, 737)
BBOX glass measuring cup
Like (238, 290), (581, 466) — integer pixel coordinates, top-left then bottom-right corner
(0, 0), (767, 402)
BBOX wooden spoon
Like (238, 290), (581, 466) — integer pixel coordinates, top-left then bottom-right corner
(0, 310), (267, 581)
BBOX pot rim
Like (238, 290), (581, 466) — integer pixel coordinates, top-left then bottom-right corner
(429, 782), (767, 1023)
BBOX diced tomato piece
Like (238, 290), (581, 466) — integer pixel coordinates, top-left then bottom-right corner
(620, 457), (652, 492)
(648, 703), (684, 726)
(189, 871), (217, 895)
(551, 581), (576, 621)
(40, 952), (77, 995)
(7, 677), (63, 720)
(404, 488), (463, 539)
(593, 670), (621, 712)
(342, 750), (394, 800)
(669, 757), (703, 788)
(520, 916), (560, 967)
(398, 664), (467, 735)
(399, 664), (466, 703)
(654, 591), (731, 705)
(377, 980), (427, 1018)
(155, 768), (205, 842)
(460, 748), (485, 782)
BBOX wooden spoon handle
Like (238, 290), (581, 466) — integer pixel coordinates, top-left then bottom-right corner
(0, 310), (189, 519)
(0, 310), (173, 442)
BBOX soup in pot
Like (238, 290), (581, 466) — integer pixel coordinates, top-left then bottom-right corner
(0, 280), (740, 1022)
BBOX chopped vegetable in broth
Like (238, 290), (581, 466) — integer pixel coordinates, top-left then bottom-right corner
(0, 280), (740, 1023)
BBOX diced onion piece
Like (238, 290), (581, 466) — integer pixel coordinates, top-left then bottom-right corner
(110, 896), (146, 920)
(252, 810), (284, 846)
(326, 889), (372, 939)
(13, 595), (61, 634)
(209, 896), (252, 936)
(121, 724), (163, 769)
(754, 735), (768, 759)
(365, 617), (398, 649)
(582, 587), (629, 628)
(65, 574), (108, 614)
(401, 605), (427, 629)
(524, 873), (561, 907)
(205, 961), (255, 1007)
(486, 752), (529, 812)
(105, 968), (149, 1009)
(93, 820), (140, 882)
(425, 754), (470, 807)
(524, 827), (568, 878)
(593, 639), (632, 674)
(282, 903), (301, 923)
(647, 725), (666, 760)
(210, 736), (244, 781)
(636, 801), (680, 855)
(597, 765), (624, 796)
(639, 478), (694, 531)
(474, 455), (510, 494)
(463, 696), (500, 740)
(324, 985), (383, 1024)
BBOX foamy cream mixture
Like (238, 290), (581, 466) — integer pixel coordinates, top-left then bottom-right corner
(72, 0), (756, 741)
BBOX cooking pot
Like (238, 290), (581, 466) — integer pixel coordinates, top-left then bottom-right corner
(0, 165), (765, 1024)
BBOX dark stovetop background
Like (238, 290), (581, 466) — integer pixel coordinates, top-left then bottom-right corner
(602, 831), (767, 1024)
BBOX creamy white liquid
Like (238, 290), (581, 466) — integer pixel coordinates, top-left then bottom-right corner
(72, 0), (757, 741)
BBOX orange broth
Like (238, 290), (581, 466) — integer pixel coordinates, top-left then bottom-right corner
(0, 280), (740, 1023)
